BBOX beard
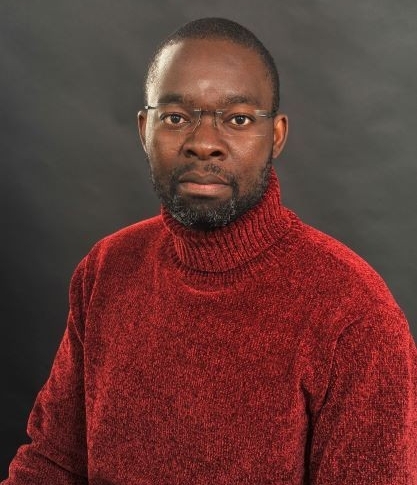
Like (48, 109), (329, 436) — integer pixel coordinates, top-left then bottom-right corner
(149, 156), (273, 230)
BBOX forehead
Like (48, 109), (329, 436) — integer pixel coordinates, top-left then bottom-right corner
(148, 39), (273, 107)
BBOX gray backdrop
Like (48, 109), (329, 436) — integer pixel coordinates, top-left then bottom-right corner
(1, 0), (416, 477)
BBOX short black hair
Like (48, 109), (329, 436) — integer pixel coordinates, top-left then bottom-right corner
(145, 17), (280, 112)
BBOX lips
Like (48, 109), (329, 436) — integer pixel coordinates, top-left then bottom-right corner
(177, 171), (231, 197)
(178, 172), (229, 185)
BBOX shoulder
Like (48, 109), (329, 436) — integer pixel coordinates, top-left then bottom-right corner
(281, 209), (410, 364)
(286, 214), (415, 407)
(70, 215), (166, 293)
(284, 210), (399, 316)
(86, 214), (165, 263)
(95, 214), (164, 252)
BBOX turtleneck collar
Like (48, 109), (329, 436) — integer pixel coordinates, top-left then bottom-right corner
(161, 169), (291, 273)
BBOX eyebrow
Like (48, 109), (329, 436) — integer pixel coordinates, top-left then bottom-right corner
(156, 93), (262, 107)
(156, 93), (186, 104)
(220, 94), (261, 106)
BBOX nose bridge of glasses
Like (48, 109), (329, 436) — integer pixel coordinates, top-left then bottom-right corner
(192, 109), (223, 133)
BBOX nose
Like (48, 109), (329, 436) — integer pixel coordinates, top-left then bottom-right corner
(182, 113), (227, 161)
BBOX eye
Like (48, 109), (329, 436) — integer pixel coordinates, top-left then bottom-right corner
(160, 112), (189, 126)
(228, 114), (254, 127)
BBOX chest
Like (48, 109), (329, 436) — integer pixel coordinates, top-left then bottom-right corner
(82, 271), (309, 483)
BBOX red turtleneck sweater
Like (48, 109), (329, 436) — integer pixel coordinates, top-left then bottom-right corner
(3, 171), (417, 484)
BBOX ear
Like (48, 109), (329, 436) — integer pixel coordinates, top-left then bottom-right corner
(272, 114), (288, 159)
(137, 110), (148, 153)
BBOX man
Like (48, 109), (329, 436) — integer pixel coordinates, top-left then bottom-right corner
(3, 17), (417, 485)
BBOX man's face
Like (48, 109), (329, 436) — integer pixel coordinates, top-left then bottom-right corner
(139, 39), (287, 230)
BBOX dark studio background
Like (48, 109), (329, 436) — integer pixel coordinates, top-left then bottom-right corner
(1, 0), (416, 476)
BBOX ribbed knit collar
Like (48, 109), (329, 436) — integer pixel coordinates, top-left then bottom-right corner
(162, 169), (290, 273)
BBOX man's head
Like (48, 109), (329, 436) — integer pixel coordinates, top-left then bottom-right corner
(138, 18), (288, 230)
(145, 18), (281, 114)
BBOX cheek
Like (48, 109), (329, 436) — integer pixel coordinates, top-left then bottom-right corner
(229, 142), (272, 196)
(230, 136), (272, 179)
(231, 130), (273, 161)
(146, 135), (181, 172)
(145, 119), (180, 159)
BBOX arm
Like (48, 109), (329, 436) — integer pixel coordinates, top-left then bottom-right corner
(309, 307), (417, 484)
(2, 259), (89, 485)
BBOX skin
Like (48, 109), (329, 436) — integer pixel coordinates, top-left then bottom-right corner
(138, 38), (288, 229)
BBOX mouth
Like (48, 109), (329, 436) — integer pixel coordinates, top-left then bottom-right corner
(177, 171), (231, 198)
(178, 172), (228, 184)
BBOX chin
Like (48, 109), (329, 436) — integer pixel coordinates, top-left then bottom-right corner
(170, 194), (239, 229)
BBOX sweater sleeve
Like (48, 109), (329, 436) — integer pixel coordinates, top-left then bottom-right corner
(2, 258), (89, 485)
(309, 307), (417, 484)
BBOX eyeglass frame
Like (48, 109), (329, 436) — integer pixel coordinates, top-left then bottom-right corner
(143, 103), (278, 136)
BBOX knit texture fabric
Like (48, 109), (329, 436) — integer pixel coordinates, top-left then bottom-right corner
(3, 170), (417, 484)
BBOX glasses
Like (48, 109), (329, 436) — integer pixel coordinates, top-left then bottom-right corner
(144, 103), (277, 137)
